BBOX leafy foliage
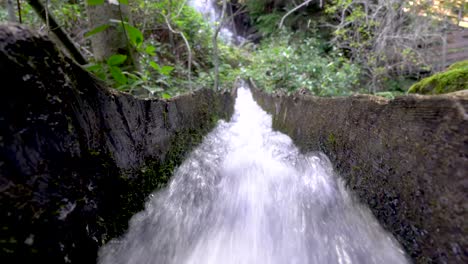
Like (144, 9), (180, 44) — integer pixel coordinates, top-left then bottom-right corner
(240, 0), (325, 38)
(240, 33), (361, 96)
(325, 0), (465, 93)
(1, 0), (242, 98)
(87, 0), (105, 6)
(82, 0), (239, 97)
(255, 12), (283, 35)
(9, 0), (458, 97)
(84, 24), (110, 38)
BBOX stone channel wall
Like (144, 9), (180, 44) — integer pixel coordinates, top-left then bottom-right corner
(251, 83), (467, 263)
(0, 25), (235, 263)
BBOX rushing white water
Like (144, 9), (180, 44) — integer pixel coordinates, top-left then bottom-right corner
(190, 0), (217, 24)
(98, 86), (409, 264)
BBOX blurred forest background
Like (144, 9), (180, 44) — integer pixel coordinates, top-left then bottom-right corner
(1, 0), (467, 98)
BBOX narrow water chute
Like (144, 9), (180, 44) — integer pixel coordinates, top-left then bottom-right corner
(98, 85), (409, 264)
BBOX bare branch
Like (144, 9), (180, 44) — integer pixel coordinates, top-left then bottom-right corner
(162, 13), (192, 91)
(328, 0), (450, 91)
(279, 0), (314, 29)
(16, 0), (22, 23)
(26, 0), (87, 64)
(213, 0), (228, 91)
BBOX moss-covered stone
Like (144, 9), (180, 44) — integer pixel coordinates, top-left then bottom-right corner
(251, 84), (468, 263)
(448, 60), (468, 70)
(0, 24), (236, 263)
(408, 60), (468, 94)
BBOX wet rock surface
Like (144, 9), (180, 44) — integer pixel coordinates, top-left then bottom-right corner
(0, 25), (235, 263)
(251, 83), (467, 263)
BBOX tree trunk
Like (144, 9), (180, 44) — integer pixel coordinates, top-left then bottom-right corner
(457, 2), (464, 26)
(6, 0), (17, 22)
(26, 0), (87, 64)
(86, 0), (138, 71)
(213, 0), (228, 91)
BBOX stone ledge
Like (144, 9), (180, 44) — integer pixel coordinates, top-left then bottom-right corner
(251, 82), (467, 263)
(0, 24), (235, 262)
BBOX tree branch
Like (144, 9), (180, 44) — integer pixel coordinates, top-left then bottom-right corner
(162, 13), (192, 91)
(213, 0), (228, 91)
(16, 0), (22, 23)
(279, 0), (313, 29)
(26, 0), (87, 65)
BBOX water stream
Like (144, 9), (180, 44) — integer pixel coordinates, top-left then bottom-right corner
(98, 86), (409, 264)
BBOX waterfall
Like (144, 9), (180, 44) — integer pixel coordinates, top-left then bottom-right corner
(189, 0), (217, 23)
(98, 85), (409, 264)
(188, 0), (243, 44)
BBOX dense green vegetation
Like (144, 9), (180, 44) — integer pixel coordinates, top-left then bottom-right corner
(237, 0), (467, 96)
(238, 33), (361, 96)
(0, 0), (244, 97)
(1, 0), (467, 97)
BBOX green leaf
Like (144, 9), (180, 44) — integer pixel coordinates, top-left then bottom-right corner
(84, 24), (109, 38)
(107, 54), (127, 66)
(149, 61), (160, 71)
(145, 45), (156, 56)
(86, 64), (106, 80)
(87, 0), (104, 6)
(109, 20), (144, 48)
(162, 93), (172, 99)
(124, 72), (142, 81)
(155, 79), (170, 86)
(109, 66), (127, 85)
(86, 64), (102, 72)
(160, 66), (174, 76)
(124, 24), (144, 47)
(118, 0), (129, 4)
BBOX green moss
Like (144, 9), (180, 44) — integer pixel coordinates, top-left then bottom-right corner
(89, 150), (101, 156)
(328, 133), (336, 146)
(272, 116), (294, 136)
(408, 61), (468, 95)
(447, 60), (468, 71)
(101, 107), (223, 243)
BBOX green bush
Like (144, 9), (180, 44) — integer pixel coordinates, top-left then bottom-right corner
(239, 33), (361, 96)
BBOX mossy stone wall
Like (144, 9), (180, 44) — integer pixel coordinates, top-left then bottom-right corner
(0, 25), (235, 263)
(251, 83), (467, 263)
